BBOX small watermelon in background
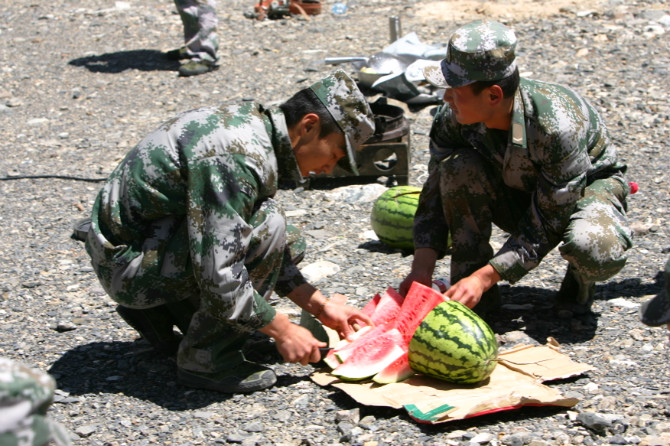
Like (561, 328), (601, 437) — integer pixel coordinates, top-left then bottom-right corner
(370, 186), (422, 250)
(408, 301), (499, 385)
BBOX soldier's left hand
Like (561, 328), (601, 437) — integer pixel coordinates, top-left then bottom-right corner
(318, 293), (373, 339)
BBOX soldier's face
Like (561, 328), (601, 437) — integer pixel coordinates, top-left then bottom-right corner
(443, 85), (493, 125)
(295, 130), (347, 176)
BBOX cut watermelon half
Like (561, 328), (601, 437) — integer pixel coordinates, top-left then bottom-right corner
(332, 328), (406, 381)
(393, 281), (446, 344)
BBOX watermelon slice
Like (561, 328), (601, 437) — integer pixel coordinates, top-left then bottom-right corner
(334, 323), (390, 363)
(332, 328), (406, 381)
(372, 351), (415, 384)
(322, 325), (375, 369)
(360, 292), (381, 317)
(369, 287), (404, 326)
(393, 281), (446, 343)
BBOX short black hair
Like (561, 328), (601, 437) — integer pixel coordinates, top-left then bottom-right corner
(279, 88), (340, 137)
(469, 66), (520, 98)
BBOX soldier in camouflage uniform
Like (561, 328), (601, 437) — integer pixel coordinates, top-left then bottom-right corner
(0, 357), (72, 446)
(83, 70), (375, 393)
(400, 20), (632, 318)
(164, 0), (219, 77)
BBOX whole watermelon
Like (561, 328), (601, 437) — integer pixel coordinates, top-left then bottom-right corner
(408, 301), (498, 384)
(370, 186), (422, 250)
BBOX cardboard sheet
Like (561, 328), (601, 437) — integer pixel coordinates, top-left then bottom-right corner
(311, 343), (594, 424)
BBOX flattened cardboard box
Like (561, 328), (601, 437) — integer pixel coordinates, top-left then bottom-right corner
(311, 342), (594, 424)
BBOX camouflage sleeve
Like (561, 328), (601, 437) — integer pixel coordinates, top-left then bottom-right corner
(186, 155), (276, 330)
(490, 86), (598, 283)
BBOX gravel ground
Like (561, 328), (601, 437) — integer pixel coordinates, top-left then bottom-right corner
(1, 0), (669, 445)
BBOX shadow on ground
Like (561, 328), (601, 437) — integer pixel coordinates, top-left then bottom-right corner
(68, 49), (178, 73)
(48, 340), (302, 410)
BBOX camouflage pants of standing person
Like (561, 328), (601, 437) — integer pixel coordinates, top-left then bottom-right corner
(0, 358), (72, 446)
(87, 198), (304, 374)
(436, 148), (632, 288)
(173, 0), (218, 64)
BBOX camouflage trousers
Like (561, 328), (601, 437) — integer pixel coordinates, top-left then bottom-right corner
(87, 198), (304, 373)
(0, 358), (72, 446)
(437, 149), (632, 284)
(173, 0), (218, 64)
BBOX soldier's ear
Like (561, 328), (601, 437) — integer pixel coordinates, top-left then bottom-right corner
(300, 113), (320, 136)
(488, 85), (504, 105)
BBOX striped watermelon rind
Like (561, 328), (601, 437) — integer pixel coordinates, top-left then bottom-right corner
(408, 301), (498, 384)
(370, 186), (422, 250)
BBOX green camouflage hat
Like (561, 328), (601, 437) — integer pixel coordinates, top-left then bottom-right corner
(310, 70), (375, 175)
(424, 20), (517, 88)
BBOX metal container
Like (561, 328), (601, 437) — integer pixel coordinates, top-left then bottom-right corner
(389, 16), (401, 42)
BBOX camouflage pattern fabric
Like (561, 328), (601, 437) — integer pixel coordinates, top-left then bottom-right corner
(413, 77), (632, 284)
(310, 70), (375, 175)
(423, 20), (518, 89)
(86, 102), (305, 334)
(0, 358), (72, 446)
(173, 0), (218, 64)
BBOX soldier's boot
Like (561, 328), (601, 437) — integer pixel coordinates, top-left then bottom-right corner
(177, 354), (277, 394)
(164, 47), (189, 60)
(71, 217), (92, 242)
(554, 264), (595, 318)
(178, 60), (218, 77)
(472, 284), (502, 322)
(115, 305), (182, 356)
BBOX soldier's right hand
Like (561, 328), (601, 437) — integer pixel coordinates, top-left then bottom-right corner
(399, 271), (432, 296)
(260, 313), (326, 365)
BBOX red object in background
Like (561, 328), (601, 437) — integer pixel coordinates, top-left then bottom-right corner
(629, 182), (639, 194)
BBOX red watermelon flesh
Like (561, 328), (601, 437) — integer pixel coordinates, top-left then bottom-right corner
(369, 287), (404, 325)
(372, 351), (415, 384)
(332, 328), (406, 381)
(322, 325), (375, 369)
(392, 281), (446, 344)
(360, 292), (381, 317)
(334, 323), (391, 363)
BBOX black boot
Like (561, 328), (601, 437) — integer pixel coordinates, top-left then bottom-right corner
(116, 305), (182, 356)
(554, 264), (595, 318)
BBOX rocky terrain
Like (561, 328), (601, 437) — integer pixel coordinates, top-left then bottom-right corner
(0, 0), (669, 445)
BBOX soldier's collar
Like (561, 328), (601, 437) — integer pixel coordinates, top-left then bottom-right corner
(267, 107), (306, 185)
(509, 88), (526, 147)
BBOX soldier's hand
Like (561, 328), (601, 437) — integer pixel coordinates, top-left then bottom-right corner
(260, 313), (326, 365)
(318, 293), (373, 339)
(399, 271), (432, 296)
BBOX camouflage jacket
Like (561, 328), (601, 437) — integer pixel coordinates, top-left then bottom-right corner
(414, 77), (628, 283)
(89, 102), (305, 329)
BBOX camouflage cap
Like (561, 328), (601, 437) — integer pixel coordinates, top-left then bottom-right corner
(424, 20), (517, 88)
(309, 70), (375, 175)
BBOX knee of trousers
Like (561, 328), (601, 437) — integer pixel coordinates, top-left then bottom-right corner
(559, 203), (631, 282)
(438, 150), (497, 195)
